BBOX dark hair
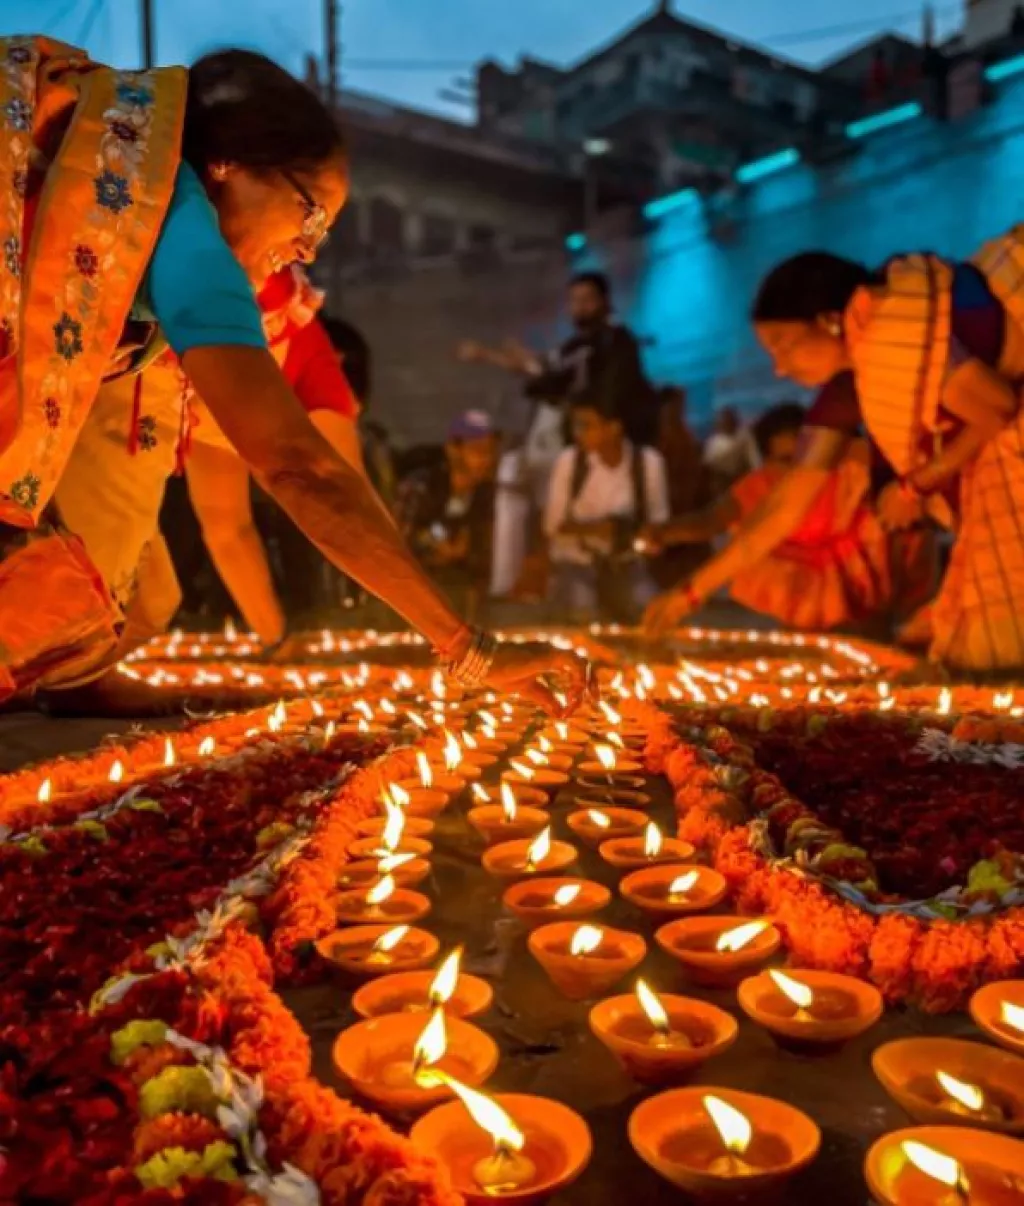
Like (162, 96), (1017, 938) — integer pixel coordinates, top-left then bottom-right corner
(570, 395), (620, 423)
(752, 402), (806, 458)
(320, 315), (371, 404)
(751, 252), (872, 324)
(570, 271), (611, 301)
(183, 49), (346, 177)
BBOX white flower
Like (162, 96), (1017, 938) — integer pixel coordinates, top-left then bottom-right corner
(164, 1028), (213, 1062)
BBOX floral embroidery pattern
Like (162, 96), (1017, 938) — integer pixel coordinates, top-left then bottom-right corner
(43, 398), (61, 429)
(11, 168), (27, 197)
(3, 234), (19, 277)
(53, 313), (84, 362)
(3, 97), (29, 130)
(135, 414), (158, 451)
(6, 45), (32, 65)
(9, 472), (41, 510)
(74, 245), (99, 277)
(94, 170), (133, 214)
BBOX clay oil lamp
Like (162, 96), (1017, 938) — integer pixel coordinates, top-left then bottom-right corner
(411, 1074), (592, 1205)
(539, 720), (590, 751)
(873, 1038), (1024, 1134)
(970, 983), (1024, 1057)
(408, 749), (467, 801)
(356, 813), (434, 841)
(315, 923), (440, 977)
(469, 783), (549, 845)
(620, 864), (728, 923)
(338, 852), (432, 891)
(528, 922), (646, 1000)
(865, 1129), (1024, 1206)
(575, 743), (645, 792)
(347, 801), (433, 862)
(524, 744), (573, 774)
(459, 731), (499, 773)
(738, 968), (883, 1054)
(502, 756), (568, 797)
(629, 1088), (821, 1198)
(482, 826), (577, 882)
(503, 878), (610, 929)
(485, 778), (550, 810)
(573, 784), (652, 810)
(600, 822), (695, 871)
(434, 730), (478, 783)
(590, 979), (738, 1086)
(656, 918), (781, 987)
(567, 806), (648, 849)
(333, 1006), (499, 1114)
(335, 872), (432, 927)
(352, 946), (494, 1021)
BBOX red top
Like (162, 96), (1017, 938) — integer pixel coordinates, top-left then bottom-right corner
(280, 316), (358, 420)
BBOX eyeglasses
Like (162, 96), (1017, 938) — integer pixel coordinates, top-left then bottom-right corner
(282, 171), (329, 251)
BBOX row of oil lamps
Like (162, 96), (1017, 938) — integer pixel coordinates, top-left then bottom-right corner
(304, 699), (1024, 1205)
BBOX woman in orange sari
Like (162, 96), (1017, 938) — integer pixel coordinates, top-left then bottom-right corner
(646, 239), (1024, 673)
(642, 400), (891, 630)
(0, 37), (587, 708)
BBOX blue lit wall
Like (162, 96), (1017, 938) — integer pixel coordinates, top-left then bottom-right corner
(576, 73), (1024, 422)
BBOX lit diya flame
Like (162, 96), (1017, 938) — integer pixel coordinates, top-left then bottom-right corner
(472, 783), (491, 804)
(428, 946), (463, 1007)
(637, 663), (656, 690)
(643, 822), (663, 859)
(365, 874), (397, 908)
(667, 869), (699, 900)
(525, 749), (549, 767)
(412, 1006), (448, 1074)
(379, 697), (397, 716)
(109, 760), (124, 784)
(901, 1141), (969, 1197)
(38, 778), (52, 804)
(569, 924), (603, 957)
(198, 736), (216, 757)
(380, 798), (407, 854)
(500, 783), (519, 824)
(508, 759), (535, 782)
(587, 809), (612, 830)
(936, 1070), (1000, 1120)
(163, 737), (176, 768)
(416, 752), (434, 789)
(605, 731), (625, 750)
(431, 669), (446, 699)
(224, 617), (237, 641)
(269, 700), (287, 732)
(415, 1072), (533, 1192)
(357, 718), (371, 734)
(462, 731), (478, 750)
(555, 722), (570, 742)
(553, 883), (582, 908)
(524, 827), (551, 871)
(353, 698), (374, 721)
(1000, 1000), (1024, 1034)
(443, 730), (463, 772)
(324, 720), (337, 743)
(476, 710), (498, 729)
(937, 687), (953, 716)
(378, 851), (417, 876)
(537, 735), (553, 753)
(715, 920), (770, 953)
(635, 977), (690, 1048)
(367, 924), (410, 965)
(595, 744), (618, 773)
(311, 700), (324, 718)
(481, 724), (497, 741)
(769, 969), (814, 1016)
(704, 1095), (754, 1174)
(600, 702), (622, 726)
(406, 710), (429, 731)
(391, 783), (411, 809)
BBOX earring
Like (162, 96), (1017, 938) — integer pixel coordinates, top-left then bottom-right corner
(827, 319), (842, 337)
(211, 163), (229, 182)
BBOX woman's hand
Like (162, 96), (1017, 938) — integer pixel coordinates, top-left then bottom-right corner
(483, 640), (594, 715)
(643, 584), (700, 639)
(877, 481), (925, 532)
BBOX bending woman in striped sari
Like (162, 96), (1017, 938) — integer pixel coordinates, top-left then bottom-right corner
(649, 238), (1024, 673)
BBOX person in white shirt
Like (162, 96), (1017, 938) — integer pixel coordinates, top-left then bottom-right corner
(544, 399), (669, 621)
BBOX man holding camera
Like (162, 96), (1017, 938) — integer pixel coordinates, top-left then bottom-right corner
(544, 398), (668, 622)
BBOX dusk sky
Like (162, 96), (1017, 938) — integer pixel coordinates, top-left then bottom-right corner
(2, 0), (963, 117)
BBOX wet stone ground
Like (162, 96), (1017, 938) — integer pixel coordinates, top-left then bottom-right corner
(285, 749), (969, 1206)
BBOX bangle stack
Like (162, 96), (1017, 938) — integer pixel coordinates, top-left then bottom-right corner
(440, 626), (499, 688)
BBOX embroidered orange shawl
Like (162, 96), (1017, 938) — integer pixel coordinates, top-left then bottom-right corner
(0, 35), (186, 527)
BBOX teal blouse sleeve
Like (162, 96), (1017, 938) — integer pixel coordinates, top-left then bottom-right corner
(140, 163), (267, 355)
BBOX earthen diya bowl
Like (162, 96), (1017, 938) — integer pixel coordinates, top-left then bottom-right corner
(352, 970), (494, 1020)
(590, 994), (738, 1086)
(501, 767), (570, 796)
(864, 1125), (1024, 1206)
(629, 1086), (821, 1199)
(970, 981), (1024, 1057)
(334, 886), (432, 927)
(655, 917), (781, 987)
(384, 786), (452, 817)
(737, 969), (883, 1054)
(573, 786), (652, 809)
(528, 921), (646, 1000)
(355, 814), (434, 840)
(411, 1092), (592, 1206)
(348, 835), (433, 861)
(315, 924), (440, 978)
(599, 835), (696, 870)
(620, 864), (728, 922)
(567, 807), (648, 848)
(872, 1037), (1024, 1134)
(338, 857), (431, 890)
(333, 1013), (499, 1113)
(576, 755), (643, 777)
(467, 804), (549, 845)
(503, 877), (611, 928)
(397, 772), (467, 799)
(575, 773), (646, 792)
(492, 783), (551, 810)
(481, 838), (577, 881)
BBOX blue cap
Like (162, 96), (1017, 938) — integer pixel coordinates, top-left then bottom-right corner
(448, 409), (496, 440)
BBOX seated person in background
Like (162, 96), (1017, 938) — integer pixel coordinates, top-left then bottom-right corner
(545, 399), (668, 622)
(643, 398), (894, 632)
(396, 410), (500, 621)
(702, 406), (758, 494)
